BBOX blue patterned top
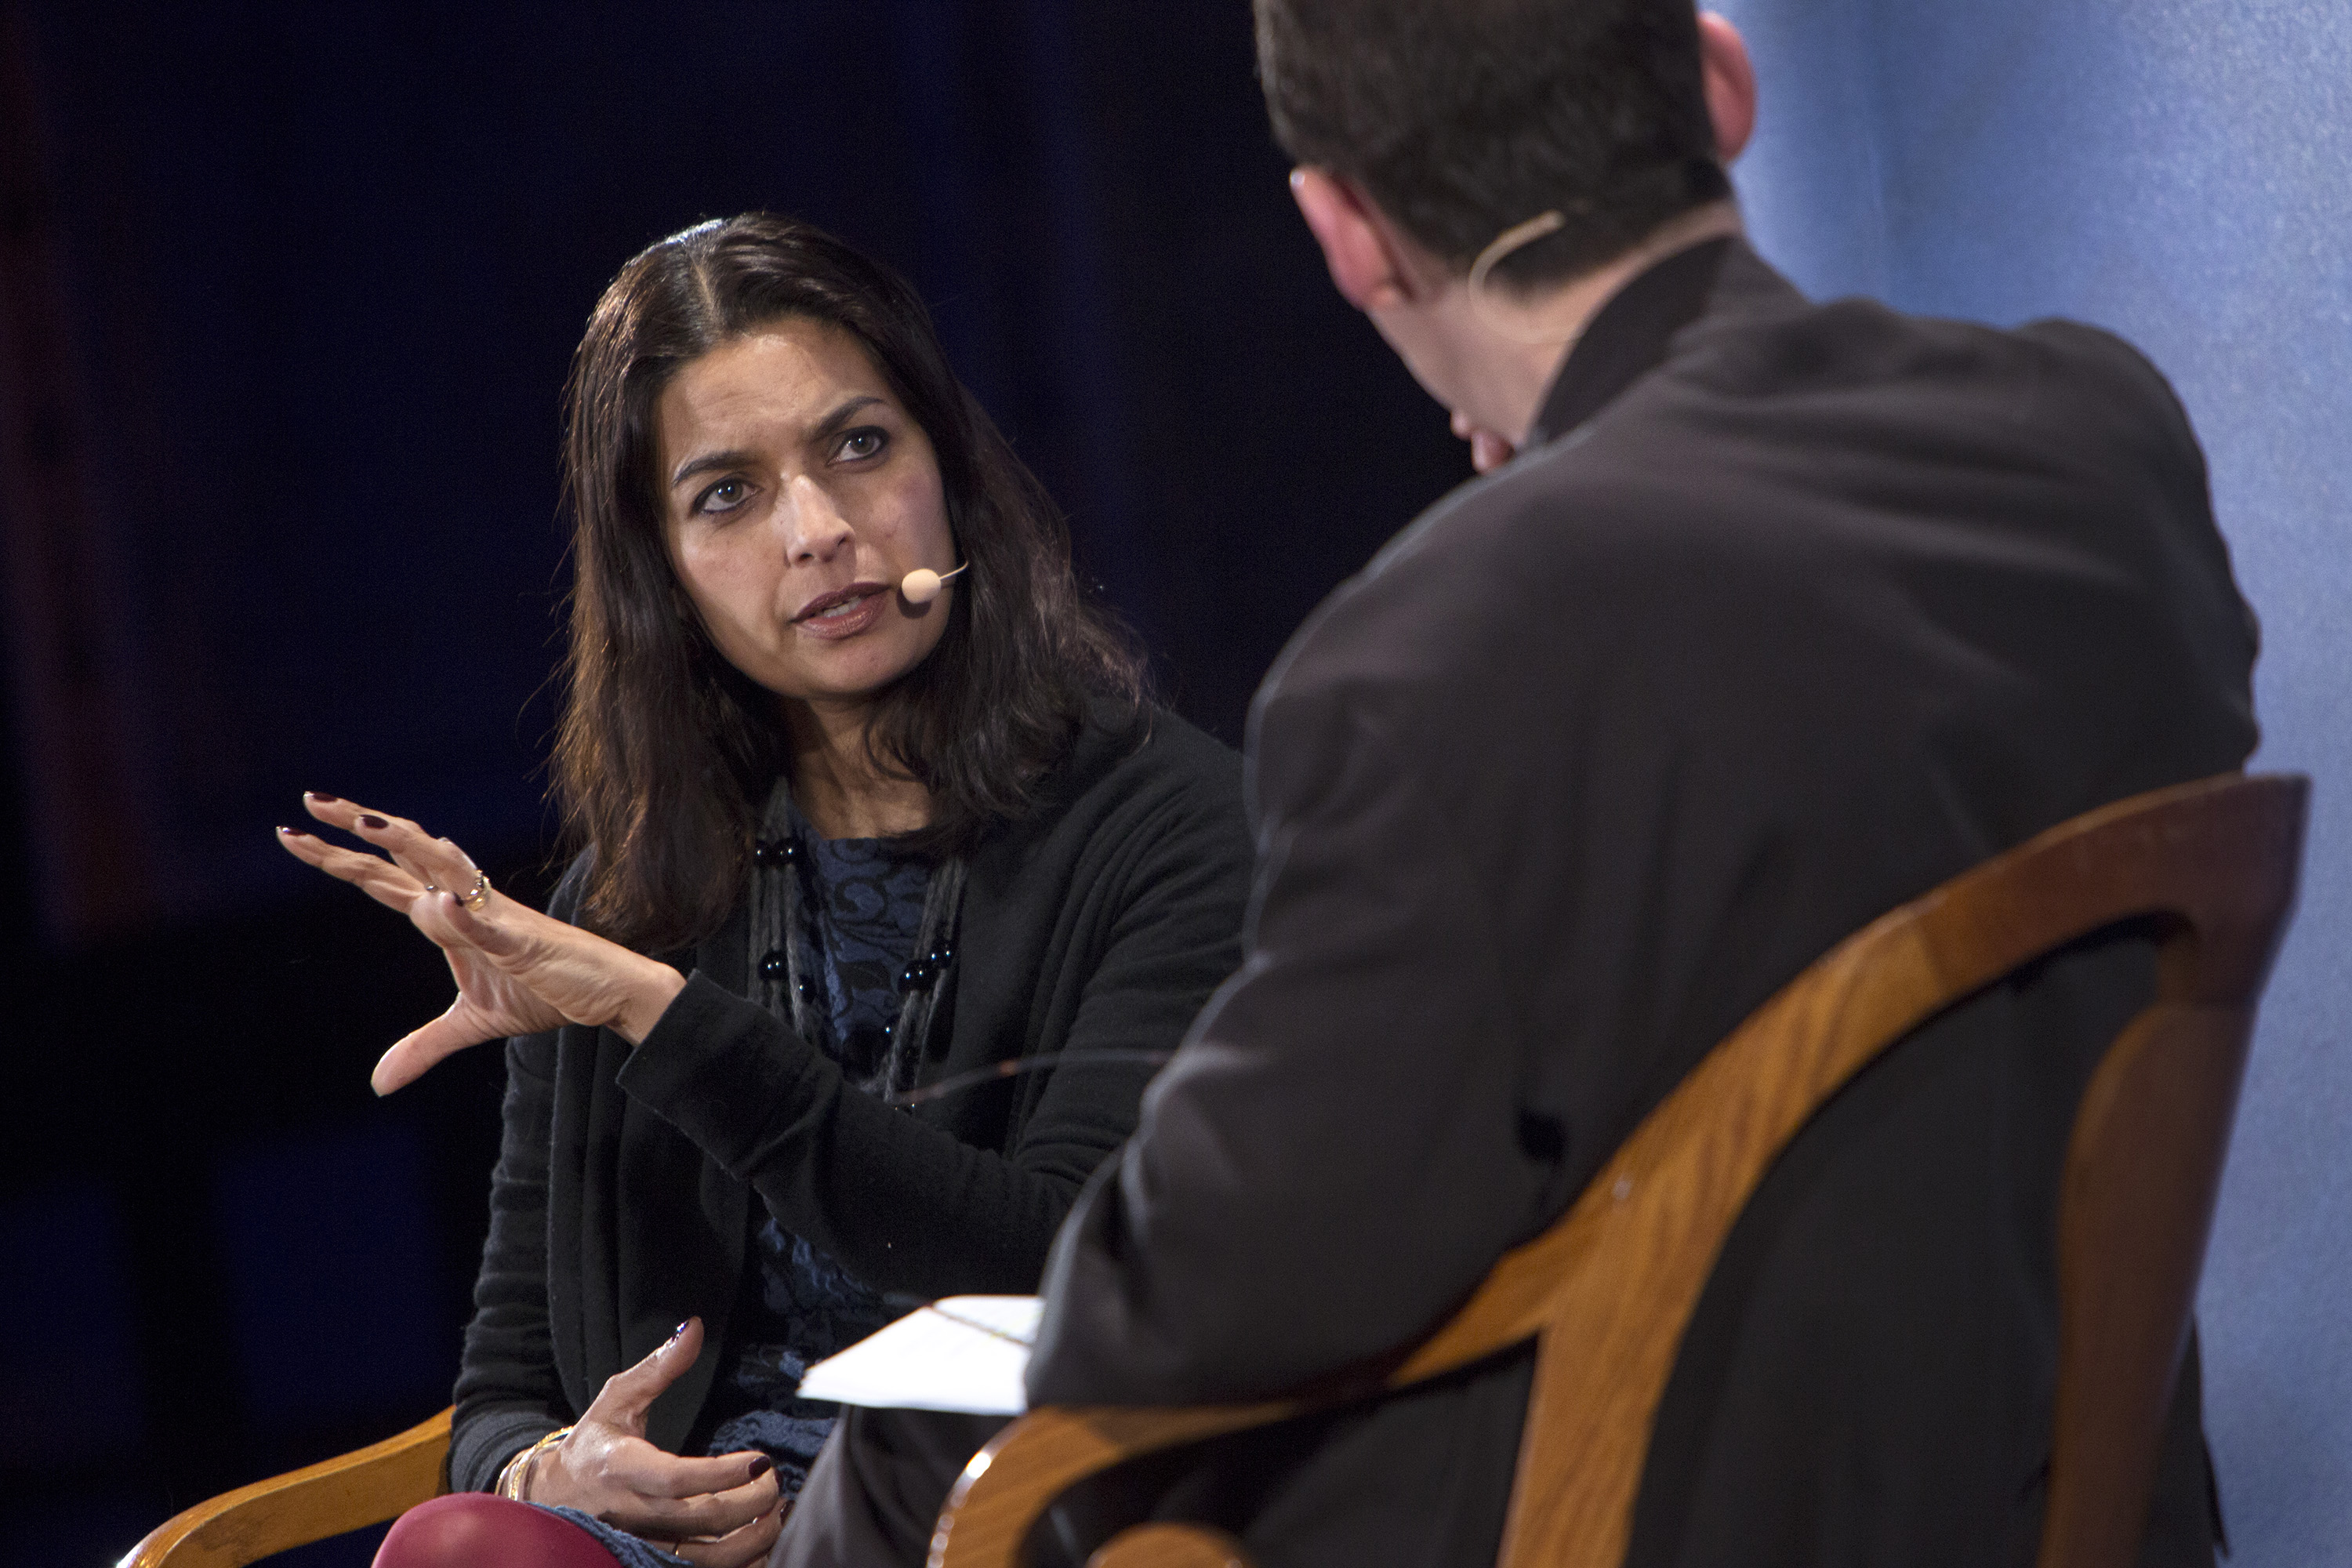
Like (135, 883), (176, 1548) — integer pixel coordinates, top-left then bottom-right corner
(703, 832), (933, 1483)
(552, 831), (931, 1568)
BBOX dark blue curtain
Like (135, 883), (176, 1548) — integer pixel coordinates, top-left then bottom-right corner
(2, 0), (1462, 940)
(0, 3), (1466, 1561)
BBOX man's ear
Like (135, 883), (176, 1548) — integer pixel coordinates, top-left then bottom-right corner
(1697, 13), (1758, 162)
(1290, 167), (1414, 314)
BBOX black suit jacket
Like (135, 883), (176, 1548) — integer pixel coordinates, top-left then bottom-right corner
(446, 704), (1252, 1495)
(1025, 240), (2259, 1567)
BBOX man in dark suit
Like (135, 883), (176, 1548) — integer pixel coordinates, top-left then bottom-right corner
(783, 3), (2257, 1563)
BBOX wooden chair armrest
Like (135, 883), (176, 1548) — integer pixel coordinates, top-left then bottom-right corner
(120, 1406), (452, 1568)
(929, 1403), (1294, 1568)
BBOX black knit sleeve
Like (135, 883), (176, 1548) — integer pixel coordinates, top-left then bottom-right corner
(617, 730), (1252, 1299)
(446, 863), (587, 1493)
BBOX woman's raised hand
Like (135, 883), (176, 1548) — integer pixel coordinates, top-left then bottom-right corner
(278, 794), (685, 1094)
(524, 1319), (788, 1568)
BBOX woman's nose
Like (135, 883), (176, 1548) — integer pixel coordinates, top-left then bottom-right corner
(781, 474), (855, 561)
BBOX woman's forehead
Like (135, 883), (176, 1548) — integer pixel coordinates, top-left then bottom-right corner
(658, 318), (895, 451)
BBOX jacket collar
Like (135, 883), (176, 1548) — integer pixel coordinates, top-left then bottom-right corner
(1526, 234), (1739, 446)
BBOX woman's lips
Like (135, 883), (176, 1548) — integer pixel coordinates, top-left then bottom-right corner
(793, 585), (888, 640)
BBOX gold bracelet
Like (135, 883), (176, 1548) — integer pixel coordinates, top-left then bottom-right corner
(498, 1425), (575, 1501)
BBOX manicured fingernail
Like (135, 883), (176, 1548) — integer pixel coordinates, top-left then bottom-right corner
(747, 1457), (772, 1479)
(358, 814), (388, 829)
(307, 791), (338, 803)
(670, 1319), (691, 1340)
(277, 826), (299, 837)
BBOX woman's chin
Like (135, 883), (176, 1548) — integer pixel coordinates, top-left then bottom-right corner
(717, 618), (935, 711)
(757, 652), (929, 714)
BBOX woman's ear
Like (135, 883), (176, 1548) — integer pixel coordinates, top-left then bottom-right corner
(1290, 167), (1415, 314)
(1697, 13), (1758, 163)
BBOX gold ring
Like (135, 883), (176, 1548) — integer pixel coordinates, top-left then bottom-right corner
(463, 869), (491, 912)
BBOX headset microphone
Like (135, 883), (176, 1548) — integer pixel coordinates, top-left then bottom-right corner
(899, 561), (968, 604)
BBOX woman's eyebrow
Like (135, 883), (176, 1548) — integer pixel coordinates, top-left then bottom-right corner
(670, 448), (759, 489)
(667, 395), (887, 489)
(809, 394), (884, 443)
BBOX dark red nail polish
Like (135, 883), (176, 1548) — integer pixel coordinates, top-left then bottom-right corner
(747, 1456), (772, 1479)
(671, 1319), (691, 1340)
(307, 791), (338, 803)
(358, 814), (388, 829)
(277, 826), (296, 837)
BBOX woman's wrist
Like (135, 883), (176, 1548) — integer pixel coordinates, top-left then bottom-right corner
(609, 958), (688, 1047)
(497, 1424), (574, 1501)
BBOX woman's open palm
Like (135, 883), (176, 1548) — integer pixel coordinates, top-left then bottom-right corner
(278, 793), (681, 1092)
(408, 935), (569, 1080)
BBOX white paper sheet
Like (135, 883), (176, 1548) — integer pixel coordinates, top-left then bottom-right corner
(795, 1294), (1040, 1415)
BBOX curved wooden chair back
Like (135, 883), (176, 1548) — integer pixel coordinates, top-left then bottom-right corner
(928, 772), (2308, 1568)
(121, 1406), (451, 1567)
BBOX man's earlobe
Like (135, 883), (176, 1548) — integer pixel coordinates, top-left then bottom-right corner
(1290, 166), (1410, 314)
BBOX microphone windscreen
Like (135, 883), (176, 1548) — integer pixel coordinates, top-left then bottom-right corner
(901, 561), (965, 604)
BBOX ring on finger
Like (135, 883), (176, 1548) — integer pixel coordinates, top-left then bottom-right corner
(462, 869), (491, 912)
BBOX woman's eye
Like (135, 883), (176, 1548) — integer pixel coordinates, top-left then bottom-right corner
(835, 427), (889, 463)
(694, 478), (750, 516)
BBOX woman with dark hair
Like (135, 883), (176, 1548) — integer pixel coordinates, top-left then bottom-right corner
(278, 213), (1250, 1568)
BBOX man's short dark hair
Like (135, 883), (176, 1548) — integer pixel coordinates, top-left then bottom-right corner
(1254, 0), (1731, 289)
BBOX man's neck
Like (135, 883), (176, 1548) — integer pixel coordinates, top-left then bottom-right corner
(1443, 201), (1744, 447)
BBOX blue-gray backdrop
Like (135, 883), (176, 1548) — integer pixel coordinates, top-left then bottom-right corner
(1714, 1), (2352, 1559)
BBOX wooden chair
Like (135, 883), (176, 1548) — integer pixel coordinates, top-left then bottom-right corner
(122, 1406), (451, 1567)
(120, 772), (2306, 1568)
(926, 771), (2308, 1568)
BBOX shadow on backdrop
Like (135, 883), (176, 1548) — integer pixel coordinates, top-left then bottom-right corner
(1715, 1), (2352, 1561)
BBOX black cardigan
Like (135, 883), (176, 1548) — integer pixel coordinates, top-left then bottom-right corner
(448, 703), (1250, 1493)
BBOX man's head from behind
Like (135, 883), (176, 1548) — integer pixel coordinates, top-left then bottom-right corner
(1256, 0), (1755, 457)
(1257, 0), (1729, 290)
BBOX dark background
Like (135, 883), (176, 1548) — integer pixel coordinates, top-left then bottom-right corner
(0, 3), (1468, 1563)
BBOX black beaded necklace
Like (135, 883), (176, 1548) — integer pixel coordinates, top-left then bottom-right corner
(748, 776), (965, 1101)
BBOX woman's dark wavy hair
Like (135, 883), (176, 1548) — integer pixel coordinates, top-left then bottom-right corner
(554, 212), (1144, 953)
